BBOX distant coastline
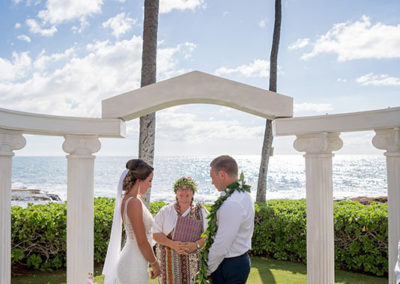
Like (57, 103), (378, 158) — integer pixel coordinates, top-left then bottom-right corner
(11, 155), (387, 205)
(11, 190), (388, 208)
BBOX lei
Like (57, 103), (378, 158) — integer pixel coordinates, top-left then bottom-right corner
(197, 173), (251, 283)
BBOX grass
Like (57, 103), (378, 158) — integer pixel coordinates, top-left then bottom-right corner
(11, 257), (387, 284)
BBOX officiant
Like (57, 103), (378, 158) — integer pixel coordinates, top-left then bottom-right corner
(153, 176), (208, 284)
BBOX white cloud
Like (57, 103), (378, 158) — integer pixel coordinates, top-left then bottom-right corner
(17, 34), (32, 42)
(336, 131), (380, 154)
(356, 73), (400, 86)
(14, 0), (41, 5)
(33, 48), (76, 70)
(294, 103), (334, 114)
(288, 38), (309, 50)
(71, 18), (89, 34)
(157, 42), (196, 79)
(259, 19), (266, 28)
(181, 42), (196, 59)
(302, 15), (400, 61)
(26, 18), (57, 36)
(0, 36), (196, 117)
(157, 107), (264, 143)
(15, 23), (22, 29)
(102, 13), (137, 38)
(214, 59), (269, 78)
(38, 0), (103, 25)
(160, 0), (206, 14)
(23, 0), (103, 36)
(0, 52), (32, 81)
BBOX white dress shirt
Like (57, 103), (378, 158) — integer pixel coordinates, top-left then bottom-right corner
(153, 203), (209, 236)
(207, 190), (255, 275)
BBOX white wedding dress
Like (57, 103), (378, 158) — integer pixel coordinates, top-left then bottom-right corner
(116, 196), (154, 284)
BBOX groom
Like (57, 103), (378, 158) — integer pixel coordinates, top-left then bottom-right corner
(207, 155), (255, 283)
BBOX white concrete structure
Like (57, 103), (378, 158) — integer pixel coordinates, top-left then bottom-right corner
(274, 106), (400, 284)
(373, 127), (400, 284)
(102, 70), (293, 120)
(0, 108), (125, 284)
(0, 71), (292, 284)
(0, 108), (124, 137)
(0, 129), (26, 284)
(1, 70), (398, 284)
(63, 135), (101, 283)
(293, 132), (343, 284)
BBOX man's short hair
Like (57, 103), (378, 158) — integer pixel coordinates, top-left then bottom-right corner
(210, 155), (238, 177)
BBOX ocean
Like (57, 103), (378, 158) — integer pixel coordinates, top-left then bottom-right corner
(11, 155), (387, 205)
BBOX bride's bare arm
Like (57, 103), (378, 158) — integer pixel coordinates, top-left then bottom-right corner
(127, 198), (161, 277)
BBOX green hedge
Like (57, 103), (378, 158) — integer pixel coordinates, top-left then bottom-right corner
(252, 200), (307, 263)
(334, 201), (387, 276)
(11, 202), (66, 270)
(11, 198), (168, 271)
(11, 198), (388, 276)
(251, 200), (388, 276)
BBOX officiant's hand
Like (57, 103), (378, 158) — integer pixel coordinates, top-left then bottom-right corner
(185, 236), (207, 253)
(172, 241), (189, 255)
(183, 242), (198, 253)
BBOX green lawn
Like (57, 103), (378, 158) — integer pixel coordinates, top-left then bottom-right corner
(11, 257), (387, 284)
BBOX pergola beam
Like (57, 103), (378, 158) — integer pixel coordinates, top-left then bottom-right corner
(0, 108), (125, 138)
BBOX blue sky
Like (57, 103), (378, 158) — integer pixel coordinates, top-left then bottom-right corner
(1, 0), (399, 156)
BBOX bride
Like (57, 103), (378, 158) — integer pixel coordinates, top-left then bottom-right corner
(103, 159), (161, 283)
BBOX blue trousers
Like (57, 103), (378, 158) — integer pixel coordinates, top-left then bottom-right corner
(211, 253), (250, 284)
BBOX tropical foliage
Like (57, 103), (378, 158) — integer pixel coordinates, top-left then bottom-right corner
(11, 198), (388, 277)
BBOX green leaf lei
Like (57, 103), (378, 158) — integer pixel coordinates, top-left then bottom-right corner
(197, 173), (251, 284)
(173, 176), (198, 193)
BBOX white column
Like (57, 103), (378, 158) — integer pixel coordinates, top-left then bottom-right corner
(373, 128), (400, 284)
(294, 132), (343, 284)
(63, 135), (101, 284)
(0, 129), (26, 284)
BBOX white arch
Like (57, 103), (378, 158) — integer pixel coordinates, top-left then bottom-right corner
(102, 71), (293, 120)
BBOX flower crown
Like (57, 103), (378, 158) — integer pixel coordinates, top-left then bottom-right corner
(173, 177), (198, 193)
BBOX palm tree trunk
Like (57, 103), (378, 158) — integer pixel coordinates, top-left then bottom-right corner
(256, 0), (281, 202)
(139, 0), (159, 207)
(257, 119), (273, 202)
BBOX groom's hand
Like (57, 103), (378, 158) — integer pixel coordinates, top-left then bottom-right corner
(150, 261), (161, 279)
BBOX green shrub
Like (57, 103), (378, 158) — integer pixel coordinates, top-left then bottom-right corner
(251, 200), (388, 277)
(94, 197), (115, 263)
(11, 197), (167, 271)
(11, 202), (66, 271)
(252, 200), (307, 263)
(334, 201), (387, 276)
(11, 198), (388, 277)
(149, 200), (169, 215)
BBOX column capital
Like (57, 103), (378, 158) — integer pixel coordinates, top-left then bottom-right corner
(294, 132), (343, 154)
(372, 128), (400, 155)
(0, 129), (26, 156)
(62, 135), (101, 157)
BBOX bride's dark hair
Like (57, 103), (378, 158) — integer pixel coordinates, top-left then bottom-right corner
(123, 159), (153, 193)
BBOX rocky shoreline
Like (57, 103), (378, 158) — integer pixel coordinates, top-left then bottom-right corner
(336, 196), (387, 205)
(10, 189), (388, 206)
(11, 189), (62, 207)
